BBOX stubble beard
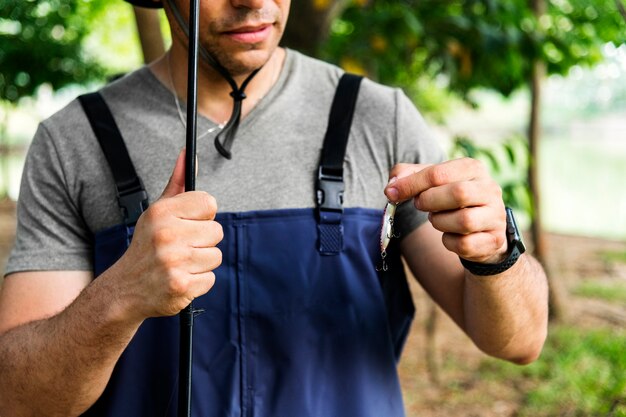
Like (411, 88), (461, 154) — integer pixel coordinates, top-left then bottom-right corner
(202, 41), (275, 77)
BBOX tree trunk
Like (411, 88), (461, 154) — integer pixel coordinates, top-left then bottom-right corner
(529, 0), (565, 320)
(424, 301), (441, 386)
(528, 61), (546, 264)
(281, 0), (351, 55)
(0, 103), (9, 200)
(132, 6), (166, 64)
(616, 0), (626, 22)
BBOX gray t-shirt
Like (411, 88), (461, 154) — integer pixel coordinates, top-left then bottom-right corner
(6, 50), (445, 275)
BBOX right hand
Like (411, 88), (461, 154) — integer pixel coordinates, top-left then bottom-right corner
(112, 149), (223, 320)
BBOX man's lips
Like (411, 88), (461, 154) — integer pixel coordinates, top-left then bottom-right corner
(223, 24), (273, 44)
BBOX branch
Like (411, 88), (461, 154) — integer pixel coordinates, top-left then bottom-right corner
(616, 0), (626, 24)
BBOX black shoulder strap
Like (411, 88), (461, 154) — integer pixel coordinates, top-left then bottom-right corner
(78, 92), (148, 225)
(316, 73), (363, 255)
(319, 73), (363, 177)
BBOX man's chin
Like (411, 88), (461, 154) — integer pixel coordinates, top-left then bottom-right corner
(215, 48), (277, 77)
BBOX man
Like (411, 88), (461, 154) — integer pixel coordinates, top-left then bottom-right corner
(0, 0), (548, 416)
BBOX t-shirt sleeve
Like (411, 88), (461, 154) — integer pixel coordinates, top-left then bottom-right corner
(392, 89), (448, 238)
(5, 123), (93, 276)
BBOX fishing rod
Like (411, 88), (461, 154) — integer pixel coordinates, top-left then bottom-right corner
(168, 0), (263, 413)
(179, 0), (200, 415)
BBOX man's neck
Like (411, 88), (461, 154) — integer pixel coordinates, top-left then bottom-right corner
(150, 47), (286, 125)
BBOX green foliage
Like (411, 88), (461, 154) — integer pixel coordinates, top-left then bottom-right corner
(480, 326), (626, 417)
(542, 0), (626, 72)
(323, 0), (626, 110)
(521, 327), (626, 417)
(83, 3), (149, 76)
(449, 135), (532, 217)
(0, 0), (108, 103)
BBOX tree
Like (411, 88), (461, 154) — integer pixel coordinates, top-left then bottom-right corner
(131, 6), (165, 64)
(0, 0), (110, 199)
(0, 0), (109, 103)
(281, 0), (351, 55)
(316, 0), (626, 319)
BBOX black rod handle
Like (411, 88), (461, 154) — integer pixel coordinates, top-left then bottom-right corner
(179, 0), (200, 416)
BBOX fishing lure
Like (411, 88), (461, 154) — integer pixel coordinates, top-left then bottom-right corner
(377, 201), (398, 271)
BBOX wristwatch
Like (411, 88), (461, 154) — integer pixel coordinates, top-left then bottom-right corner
(460, 207), (526, 276)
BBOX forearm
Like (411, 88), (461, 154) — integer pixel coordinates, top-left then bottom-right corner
(402, 224), (548, 364)
(463, 254), (549, 364)
(388, 160), (549, 364)
(0, 154), (222, 416)
(0, 274), (142, 417)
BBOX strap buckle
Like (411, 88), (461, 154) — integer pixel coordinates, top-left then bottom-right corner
(316, 167), (344, 215)
(118, 189), (149, 225)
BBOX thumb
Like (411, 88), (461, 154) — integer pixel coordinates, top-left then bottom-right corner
(160, 149), (186, 199)
(384, 163), (431, 203)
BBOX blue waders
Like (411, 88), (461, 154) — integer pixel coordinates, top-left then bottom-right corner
(78, 74), (415, 417)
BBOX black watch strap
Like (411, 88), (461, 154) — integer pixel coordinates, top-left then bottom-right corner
(460, 208), (525, 276)
(460, 244), (523, 276)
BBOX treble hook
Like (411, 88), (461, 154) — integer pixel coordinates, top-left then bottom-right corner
(376, 201), (398, 272)
(376, 250), (388, 272)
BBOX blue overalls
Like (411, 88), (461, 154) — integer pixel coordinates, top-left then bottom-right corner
(78, 75), (415, 417)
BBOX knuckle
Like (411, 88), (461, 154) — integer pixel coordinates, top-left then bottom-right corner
(413, 196), (422, 211)
(415, 190), (431, 209)
(206, 272), (216, 291)
(497, 206), (507, 222)
(458, 210), (476, 233)
(146, 200), (170, 221)
(164, 305), (182, 317)
(441, 232), (456, 253)
(489, 181), (503, 200)
(427, 165), (449, 186)
(389, 163), (410, 178)
(492, 231), (506, 250)
(212, 221), (224, 242)
(493, 188), (503, 203)
(466, 157), (487, 173)
(167, 274), (188, 297)
(157, 248), (184, 270)
(212, 248), (223, 269)
(456, 236), (474, 258)
(153, 227), (177, 246)
(451, 183), (470, 206)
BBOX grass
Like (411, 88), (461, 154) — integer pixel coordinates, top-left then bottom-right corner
(571, 250), (626, 304)
(573, 280), (626, 304)
(505, 275), (626, 415)
(600, 250), (626, 264)
(479, 326), (626, 417)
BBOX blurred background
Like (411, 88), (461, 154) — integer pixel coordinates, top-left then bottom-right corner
(1, 0), (625, 415)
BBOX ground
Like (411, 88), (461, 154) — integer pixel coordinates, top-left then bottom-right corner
(398, 233), (626, 417)
(0, 199), (624, 416)
(0, 200), (17, 277)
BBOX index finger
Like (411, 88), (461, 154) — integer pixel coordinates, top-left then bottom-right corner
(168, 191), (218, 221)
(385, 158), (484, 203)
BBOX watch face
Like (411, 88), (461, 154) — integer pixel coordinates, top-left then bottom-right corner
(505, 208), (526, 253)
